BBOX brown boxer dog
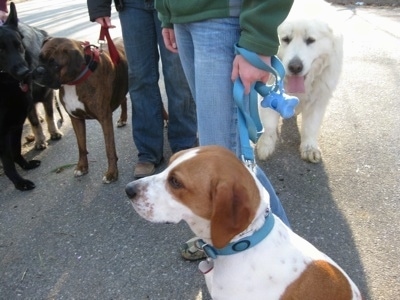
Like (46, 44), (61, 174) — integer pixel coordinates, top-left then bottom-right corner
(33, 37), (128, 183)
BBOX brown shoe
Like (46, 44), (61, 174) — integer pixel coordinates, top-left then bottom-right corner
(134, 162), (155, 178)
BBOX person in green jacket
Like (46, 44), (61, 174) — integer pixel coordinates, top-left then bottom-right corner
(155, 0), (294, 260)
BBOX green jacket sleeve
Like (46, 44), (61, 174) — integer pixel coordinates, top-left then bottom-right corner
(87, 0), (112, 22)
(239, 0), (294, 56)
(155, 0), (173, 28)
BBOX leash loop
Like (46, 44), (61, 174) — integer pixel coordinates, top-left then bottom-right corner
(98, 26), (120, 65)
(233, 44), (299, 162)
(234, 44), (299, 119)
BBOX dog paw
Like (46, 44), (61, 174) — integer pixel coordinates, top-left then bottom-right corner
(15, 179), (36, 191)
(116, 119), (127, 128)
(50, 131), (63, 140)
(34, 141), (48, 150)
(256, 132), (277, 161)
(74, 168), (89, 177)
(21, 160), (41, 170)
(300, 144), (322, 163)
(102, 172), (118, 184)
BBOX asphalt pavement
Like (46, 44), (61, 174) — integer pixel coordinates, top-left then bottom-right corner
(1, 1), (399, 299)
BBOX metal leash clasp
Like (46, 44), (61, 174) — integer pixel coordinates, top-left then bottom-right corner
(241, 155), (256, 170)
(97, 38), (105, 54)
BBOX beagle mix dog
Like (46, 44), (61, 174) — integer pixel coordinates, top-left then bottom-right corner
(125, 146), (362, 300)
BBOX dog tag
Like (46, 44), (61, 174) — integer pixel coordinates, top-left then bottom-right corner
(198, 259), (214, 274)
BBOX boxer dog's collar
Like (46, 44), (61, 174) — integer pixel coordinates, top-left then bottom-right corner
(67, 42), (100, 85)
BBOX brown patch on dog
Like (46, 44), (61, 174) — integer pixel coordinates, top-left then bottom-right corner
(281, 260), (353, 300)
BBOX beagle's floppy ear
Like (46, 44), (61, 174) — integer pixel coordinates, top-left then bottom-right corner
(210, 180), (256, 248)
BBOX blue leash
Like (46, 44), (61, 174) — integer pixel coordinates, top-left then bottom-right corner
(197, 51), (297, 263)
(233, 44), (299, 163)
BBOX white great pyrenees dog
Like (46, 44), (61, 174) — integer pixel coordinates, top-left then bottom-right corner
(256, 0), (344, 163)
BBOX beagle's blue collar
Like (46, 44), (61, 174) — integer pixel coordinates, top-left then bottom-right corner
(198, 212), (275, 259)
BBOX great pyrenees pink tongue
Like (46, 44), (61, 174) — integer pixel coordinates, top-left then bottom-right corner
(286, 75), (305, 93)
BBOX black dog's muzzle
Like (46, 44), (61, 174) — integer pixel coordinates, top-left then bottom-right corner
(32, 65), (61, 89)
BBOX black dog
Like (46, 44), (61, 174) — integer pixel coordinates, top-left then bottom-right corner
(0, 2), (59, 190)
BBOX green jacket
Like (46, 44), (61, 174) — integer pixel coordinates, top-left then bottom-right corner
(155, 0), (293, 56)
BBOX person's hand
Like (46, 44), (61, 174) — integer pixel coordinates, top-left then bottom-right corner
(231, 54), (272, 94)
(0, 10), (8, 23)
(162, 28), (178, 53)
(94, 17), (115, 28)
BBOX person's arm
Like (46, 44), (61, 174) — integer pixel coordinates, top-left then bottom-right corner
(156, 0), (176, 53)
(231, 55), (272, 94)
(239, 0), (293, 56)
(87, 0), (112, 22)
(154, 1), (172, 28)
(232, 0), (293, 93)
(161, 28), (178, 53)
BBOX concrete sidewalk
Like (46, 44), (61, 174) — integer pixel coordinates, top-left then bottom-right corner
(1, 1), (399, 299)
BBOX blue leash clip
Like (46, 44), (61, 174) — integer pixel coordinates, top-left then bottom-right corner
(254, 56), (299, 119)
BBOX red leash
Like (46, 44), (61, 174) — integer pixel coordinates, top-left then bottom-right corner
(98, 26), (120, 65)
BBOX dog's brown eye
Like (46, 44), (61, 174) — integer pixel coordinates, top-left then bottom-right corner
(168, 176), (183, 189)
(306, 37), (315, 45)
(282, 36), (291, 44)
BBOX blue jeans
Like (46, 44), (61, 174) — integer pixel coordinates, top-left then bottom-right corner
(118, 0), (197, 164)
(174, 19), (290, 227)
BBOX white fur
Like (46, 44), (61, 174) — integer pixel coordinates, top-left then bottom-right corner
(127, 149), (200, 225)
(126, 147), (361, 299)
(62, 85), (86, 117)
(256, 0), (344, 163)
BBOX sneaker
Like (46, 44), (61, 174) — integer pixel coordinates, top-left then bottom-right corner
(134, 162), (155, 178)
(180, 237), (207, 261)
